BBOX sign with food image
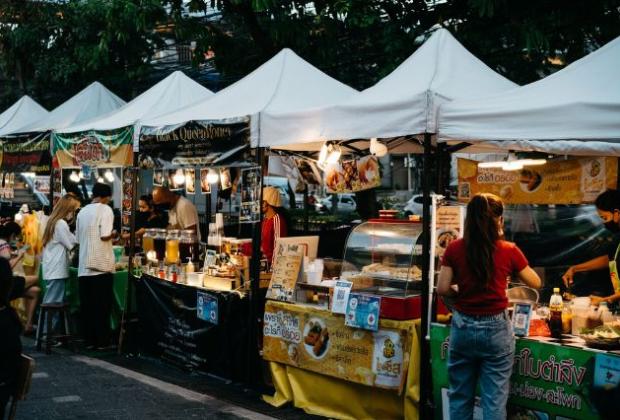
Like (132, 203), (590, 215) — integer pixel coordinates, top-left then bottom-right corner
(263, 300), (413, 392)
(457, 157), (618, 205)
(325, 155), (380, 194)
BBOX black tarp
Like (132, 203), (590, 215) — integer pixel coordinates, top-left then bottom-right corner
(135, 274), (249, 381)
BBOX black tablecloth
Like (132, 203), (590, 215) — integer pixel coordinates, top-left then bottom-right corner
(135, 274), (249, 381)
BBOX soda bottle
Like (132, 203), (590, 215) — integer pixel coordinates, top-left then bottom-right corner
(549, 287), (563, 339)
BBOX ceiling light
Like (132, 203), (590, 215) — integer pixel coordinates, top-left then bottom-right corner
(326, 146), (341, 164)
(69, 171), (80, 183)
(172, 169), (185, 186)
(206, 169), (219, 184)
(104, 169), (115, 182)
(370, 138), (388, 157)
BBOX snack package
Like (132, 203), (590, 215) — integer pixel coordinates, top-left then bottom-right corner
(528, 318), (551, 337)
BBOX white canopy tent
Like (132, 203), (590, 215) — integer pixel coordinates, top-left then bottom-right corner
(438, 35), (620, 155)
(258, 28), (517, 151)
(10, 81), (125, 134)
(0, 96), (49, 136)
(139, 49), (358, 146)
(56, 71), (213, 139)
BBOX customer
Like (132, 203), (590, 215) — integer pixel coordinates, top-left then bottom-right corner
(41, 195), (80, 307)
(152, 186), (200, 239)
(1, 221), (40, 335)
(76, 183), (116, 350)
(563, 189), (620, 306)
(261, 186), (288, 263)
(437, 193), (541, 420)
(0, 258), (22, 419)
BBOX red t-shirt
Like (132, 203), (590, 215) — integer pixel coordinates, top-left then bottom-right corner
(441, 238), (529, 315)
(261, 213), (287, 262)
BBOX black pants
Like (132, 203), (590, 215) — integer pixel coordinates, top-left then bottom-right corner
(78, 273), (113, 347)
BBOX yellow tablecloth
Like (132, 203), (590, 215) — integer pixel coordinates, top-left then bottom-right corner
(263, 301), (421, 420)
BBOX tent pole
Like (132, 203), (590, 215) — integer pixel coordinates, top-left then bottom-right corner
(420, 132), (433, 417)
(248, 147), (265, 386)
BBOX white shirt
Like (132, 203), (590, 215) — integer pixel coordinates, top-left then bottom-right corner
(42, 219), (77, 280)
(168, 196), (200, 240)
(76, 203), (114, 277)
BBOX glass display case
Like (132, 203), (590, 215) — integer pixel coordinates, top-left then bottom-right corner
(340, 219), (424, 298)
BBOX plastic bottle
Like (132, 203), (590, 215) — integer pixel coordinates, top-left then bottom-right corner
(549, 288), (564, 339)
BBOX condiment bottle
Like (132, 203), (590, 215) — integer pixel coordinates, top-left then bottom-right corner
(549, 288), (563, 339)
(186, 258), (194, 274)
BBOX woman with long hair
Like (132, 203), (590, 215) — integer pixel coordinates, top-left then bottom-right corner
(437, 193), (541, 419)
(41, 195), (80, 307)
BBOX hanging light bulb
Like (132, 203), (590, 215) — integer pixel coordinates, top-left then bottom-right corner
(318, 143), (329, 167)
(326, 145), (341, 164)
(97, 176), (105, 183)
(369, 138), (388, 157)
(104, 169), (115, 182)
(172, 169), (185, 186)
(206, 169), (219, 184)
(69, 171), (80, 183)
(78, 171), (85, 179)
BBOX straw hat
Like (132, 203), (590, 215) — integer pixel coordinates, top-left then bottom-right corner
(263, 186), (282, 208)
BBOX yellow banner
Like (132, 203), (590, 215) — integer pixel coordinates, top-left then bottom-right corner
(263, 300), (414, 392)
(457, 157), (618, 204)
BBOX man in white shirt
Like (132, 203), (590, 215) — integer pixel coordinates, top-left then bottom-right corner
(76, 183), (115, 350)
(152, 186), (201, 240)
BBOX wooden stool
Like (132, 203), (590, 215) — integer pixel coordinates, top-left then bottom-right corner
(35, 303), (72, 354)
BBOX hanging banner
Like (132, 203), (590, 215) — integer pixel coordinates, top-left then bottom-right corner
(0, 132), (51, 173)
(325, 155), (381, 194)
(431, 324), (618, 420)
(263, 300), (414, 392)
(457, 157), (618, 204)
(52, 127), (134, 168)
(138, 121), (250, 168)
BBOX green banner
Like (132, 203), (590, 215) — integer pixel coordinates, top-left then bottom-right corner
(51, 127), (134, 168)
(430, 323), (618, 420)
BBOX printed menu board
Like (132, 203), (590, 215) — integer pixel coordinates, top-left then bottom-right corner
(458, 157), (617, 204)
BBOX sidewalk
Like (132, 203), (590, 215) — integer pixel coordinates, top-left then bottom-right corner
(14, 338), (317, 420)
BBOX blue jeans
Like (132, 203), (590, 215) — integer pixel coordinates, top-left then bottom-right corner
(448, 310), (515, 420)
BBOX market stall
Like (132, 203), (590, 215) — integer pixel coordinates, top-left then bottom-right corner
(134, 48), (359, 379)
(429, 34), (620, 416)
(255, 28), (520, 419)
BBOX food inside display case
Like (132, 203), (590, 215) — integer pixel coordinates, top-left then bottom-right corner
(339, 219), (425, 320)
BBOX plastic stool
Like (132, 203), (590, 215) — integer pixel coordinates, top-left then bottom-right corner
(35, 303), (72, 354)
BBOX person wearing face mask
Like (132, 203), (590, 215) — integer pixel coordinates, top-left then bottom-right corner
(563, 189), (620, 306)
(121, 194), (167, 243)
(152, 186), (200, 240)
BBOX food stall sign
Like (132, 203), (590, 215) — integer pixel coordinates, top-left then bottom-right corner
(345, 293), (381, 331)
(325, 155), (381, 193)
(263, 300), (413, 392)
(458, 156), (618, 204)
(138, 121), (249, 168)
(0, 132), (51, 173)
(431, 323), (620, 419)
(52, 127), (133, 168)
(197, 291), (219, 325)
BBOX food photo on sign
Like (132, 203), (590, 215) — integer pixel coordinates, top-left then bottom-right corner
(324, 155), (380, 194)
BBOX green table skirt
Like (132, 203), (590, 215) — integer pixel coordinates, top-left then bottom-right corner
(39, 267), (128, 330)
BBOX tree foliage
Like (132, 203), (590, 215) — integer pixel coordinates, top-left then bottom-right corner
(1, 0), (619, 110)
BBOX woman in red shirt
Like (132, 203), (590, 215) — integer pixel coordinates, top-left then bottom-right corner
(261, 187), (287, 264)
(437, 193), (540, 420)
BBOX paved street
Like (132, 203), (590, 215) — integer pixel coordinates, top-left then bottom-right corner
(14, 338), (311, 420)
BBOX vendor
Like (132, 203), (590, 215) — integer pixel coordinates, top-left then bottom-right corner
(122, 194), (167, 242)
(261, 186), (287, 263)
(563, 189), (620, 306)
(152, 186), (200, 240)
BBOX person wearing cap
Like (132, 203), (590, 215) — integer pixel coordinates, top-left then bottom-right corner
(261, 186), (288, 263)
